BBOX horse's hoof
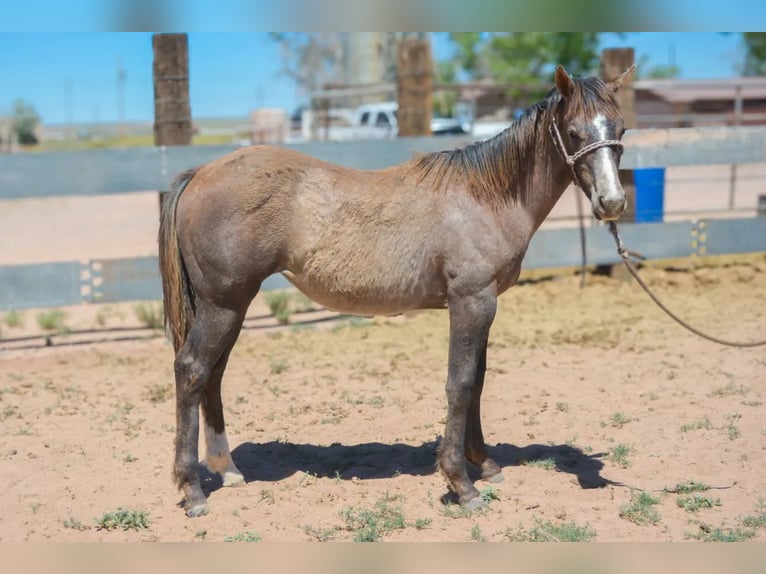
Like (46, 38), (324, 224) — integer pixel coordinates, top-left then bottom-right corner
(185, 503), (209, 518)
(223, 471), (246, 487)
(460, 495), (487, 511)
(484, 471), (504, 483)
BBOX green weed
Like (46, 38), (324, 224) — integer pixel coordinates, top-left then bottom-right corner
(224, 531), (261, 542)
(677, 495), (721, 512)
(133, 302), (163, 329)
(619, 491), (661, 525)
(95, 508), (149, 531)
(505, 519), (596, 542)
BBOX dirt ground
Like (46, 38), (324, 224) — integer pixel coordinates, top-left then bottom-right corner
(1, 253), (764, 542)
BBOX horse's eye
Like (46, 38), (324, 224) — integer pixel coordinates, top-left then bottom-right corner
(567, 127), (582, 141)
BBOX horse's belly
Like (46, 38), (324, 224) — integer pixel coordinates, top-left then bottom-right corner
(281, 268), (447, 316)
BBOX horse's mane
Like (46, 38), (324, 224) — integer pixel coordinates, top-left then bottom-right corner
(411, 76), (621, 207)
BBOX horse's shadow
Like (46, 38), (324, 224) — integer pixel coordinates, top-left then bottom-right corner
(198, 440), (617, 499)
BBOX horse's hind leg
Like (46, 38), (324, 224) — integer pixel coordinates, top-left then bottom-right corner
(464, 342), (503, 483)
(202, 348), (245, 487)
(173, 302), (245, 517)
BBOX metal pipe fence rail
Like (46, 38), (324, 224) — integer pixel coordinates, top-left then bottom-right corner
(1, 125), (766, 311)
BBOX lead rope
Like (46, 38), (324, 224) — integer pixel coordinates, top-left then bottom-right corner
(550, 117), (766, 348)
(608, 222), (766, 348)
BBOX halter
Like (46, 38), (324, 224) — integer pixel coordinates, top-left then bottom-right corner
(548, 115), (624, 191)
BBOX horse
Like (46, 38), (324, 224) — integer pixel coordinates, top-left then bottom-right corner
(158, 64), (635, 517)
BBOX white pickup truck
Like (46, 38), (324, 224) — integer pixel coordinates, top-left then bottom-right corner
(303, 101), (473, 142)
(352, 102), (472, 139)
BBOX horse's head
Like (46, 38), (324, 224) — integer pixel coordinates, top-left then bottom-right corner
(552, 64), (635, 221)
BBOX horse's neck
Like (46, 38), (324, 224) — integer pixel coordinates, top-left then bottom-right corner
(520, 132), (572, 231)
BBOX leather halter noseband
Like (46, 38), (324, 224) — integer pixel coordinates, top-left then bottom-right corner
(548, 115), (624, 191)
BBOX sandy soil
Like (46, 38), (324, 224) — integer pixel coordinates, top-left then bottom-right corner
(1, 254), (764, 542)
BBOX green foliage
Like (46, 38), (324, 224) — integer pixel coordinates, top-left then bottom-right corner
(224, 531), (262, 542)
(133, 302), (163, 329)
(523, 457), (556, 471)
(743, 32), (766, 76)
(36, 309), (68, 333)
(470, 525), (486, 542)
(680, 416), (713, 432)
(609, 444), (631, 468)
(505, 519), (596, 542)
(677, 495), (721, 513)
(480, 485), (501, 503)
(620, 491), (661, 525)
(4, 310), (24, 328)
(671, 481), (710, 494)
(340, 493), (406, 542)
(95, 508), (149, 531)
(266, 292), (294, 324)
(142, 383), (172, 403)
(11, 99), (40, 145)
(447, 32), (601, 100)
(63, 517), (89, 530)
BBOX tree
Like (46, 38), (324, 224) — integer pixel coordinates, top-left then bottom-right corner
(11, 99), (40, 145)
(636, 55), (680, 79)
(448, 32), (601, 84)
(270, 33), (349, 98)
(742, 32), (766, 76)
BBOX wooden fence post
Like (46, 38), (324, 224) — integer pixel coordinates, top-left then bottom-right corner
(396, 38), (432, 137)
(153, 33), (192, 211)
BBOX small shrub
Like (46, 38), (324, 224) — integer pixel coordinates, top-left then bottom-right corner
(95, 508), (149, 531)
(523, 457), (555, 471)
(672, 480), (710, 494)
(265, 292), (292, 324)
(303, 524), (338, 542)
(609, 444), (631, 468)
(687, 524), (755, 542)
(63, 517), (89, 531)
(134, 302), (163, 329)
(677, 495), (721, 512)
(4, 310), (24, 328)
(143, 383), (172, 403)
(340, 493), (406, 542)
(620, 491), (661, 525)
(224, 531), (261, 542)
(505, 519), (596, 542)
(37, 309), (68, 333)
(680, 416), (713, 432)
(609, 412), (632, 428)
(480, 485), (501, 503)
(470, 525), (486, 542)
(270, 359), (288, 375)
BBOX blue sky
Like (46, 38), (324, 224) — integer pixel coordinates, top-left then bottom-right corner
(0, 33), (749, 125)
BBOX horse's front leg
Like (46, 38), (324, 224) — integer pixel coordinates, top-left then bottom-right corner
(465, 342), (503, 482)
(438, 286), (497, 508)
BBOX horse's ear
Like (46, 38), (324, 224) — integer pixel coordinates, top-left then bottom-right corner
(608, 64), (636, 92)
(554, 65), (575, 99)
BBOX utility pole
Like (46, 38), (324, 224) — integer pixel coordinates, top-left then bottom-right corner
(116, 57), (126, 137)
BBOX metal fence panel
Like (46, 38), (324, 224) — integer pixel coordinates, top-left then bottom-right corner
(0, 261), (83, 310)
(524, 221), (696, 269)
(3, 126), (766, 200)
(90, 256), (163, 303)
(701, 217), (766, 255)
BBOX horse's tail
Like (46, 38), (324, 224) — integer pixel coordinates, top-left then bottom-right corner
(158, 168), (199, 354)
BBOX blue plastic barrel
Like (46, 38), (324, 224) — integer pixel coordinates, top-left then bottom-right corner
(633, 168), (665, 223)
